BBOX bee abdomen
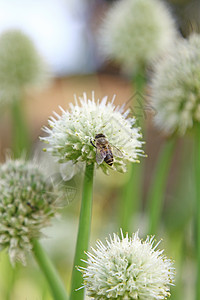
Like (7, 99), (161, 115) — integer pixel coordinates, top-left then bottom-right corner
(104, 154), (113, 166)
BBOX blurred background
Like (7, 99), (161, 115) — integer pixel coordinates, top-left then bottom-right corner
(0, 0), (199, 299)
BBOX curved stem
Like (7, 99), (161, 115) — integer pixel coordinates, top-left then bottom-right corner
(32, 239), (68, 300)
(70, 163), (94, 300)
(195, 123), (200, 300)
(147, 138), (176, 235)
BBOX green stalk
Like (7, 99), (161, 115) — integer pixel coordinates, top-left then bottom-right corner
(119, 163), (142, 232)
(147, 138), (175, 235)
(194, 123), (200, 300)
(32, 239), (68, 300)
(11, 96), (31, 158)
(119, 70), (146, 233)
(70, 163), (94, 300)
(0, 251), (16, 300)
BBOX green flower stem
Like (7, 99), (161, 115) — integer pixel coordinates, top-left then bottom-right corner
(0, 251), (16, 300)
(175, 232), (186, 300)
(11, 97), (31, 158)
(119, 70), (146, 233)
(32, 239), (68, 300)
(133, 70), (146, 100)
(147, 138), (176, 235)
(195, 123), (200, 300)
(119, 163), (142, 232)
(70, 163), (94, 300)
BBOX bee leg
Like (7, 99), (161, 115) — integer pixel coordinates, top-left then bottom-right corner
(90, 140), (97, 148)
(27, 201), (37, 211)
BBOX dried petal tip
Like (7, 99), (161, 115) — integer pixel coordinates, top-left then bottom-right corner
(79, 230), (175, 299)
(0, 159), (58, 265)
(41, 92), (144, 174)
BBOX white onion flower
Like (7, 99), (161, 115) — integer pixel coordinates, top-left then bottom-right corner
(99, 0), (177, 73)
(0, 29), (49, 107)
(41, 92), (144, 174)
(79, 231), (175, 299)
(0, 159), (58, 265)
(151, 34), (200, 135)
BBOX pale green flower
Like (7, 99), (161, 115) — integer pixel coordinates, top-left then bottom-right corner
(0, 159), (58, 265)
(41, 92), (144, 174)
(79, 231), (175, 299)
(151, 34), (200, 135)
(0, 29), (49, 106)
(99, 0), (177, 73)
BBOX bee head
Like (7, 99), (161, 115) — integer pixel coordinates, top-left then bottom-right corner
(95, 133), (106, 139)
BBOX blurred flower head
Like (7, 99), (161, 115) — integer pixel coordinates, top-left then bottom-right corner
(0, 29), (49, 106)
(0, 158), (58, 265)
(99, 0), (177, 73)
(41, 92), (144, 174)
(151, 33), (200, 136)
(79, 230), (175, 299)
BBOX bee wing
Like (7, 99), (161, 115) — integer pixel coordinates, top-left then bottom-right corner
(111, 144), (123, 158)
(96, 148), (106, 164)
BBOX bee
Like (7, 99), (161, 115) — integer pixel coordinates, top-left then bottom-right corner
(90, 133), (123, 166)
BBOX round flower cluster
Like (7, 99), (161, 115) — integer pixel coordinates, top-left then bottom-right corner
(0, 29), (49, 106)
(99, 0), (177, 73)
(79, 231), (175, 299)
(41, 92), (144, 174)
(0, 159), (58, 265)
(151, 34), (200, 135)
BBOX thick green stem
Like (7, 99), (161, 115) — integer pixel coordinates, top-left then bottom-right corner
(195, 123), (200, 300)
(11, 97), (31, 158)
(32, 239), (68, 300)
(147, 138), (175, 235)
(119, 71), (146, 233)
(0, 251), (16, 300)
(70, 163), (94, 300)
(119, 163), (142, 232)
